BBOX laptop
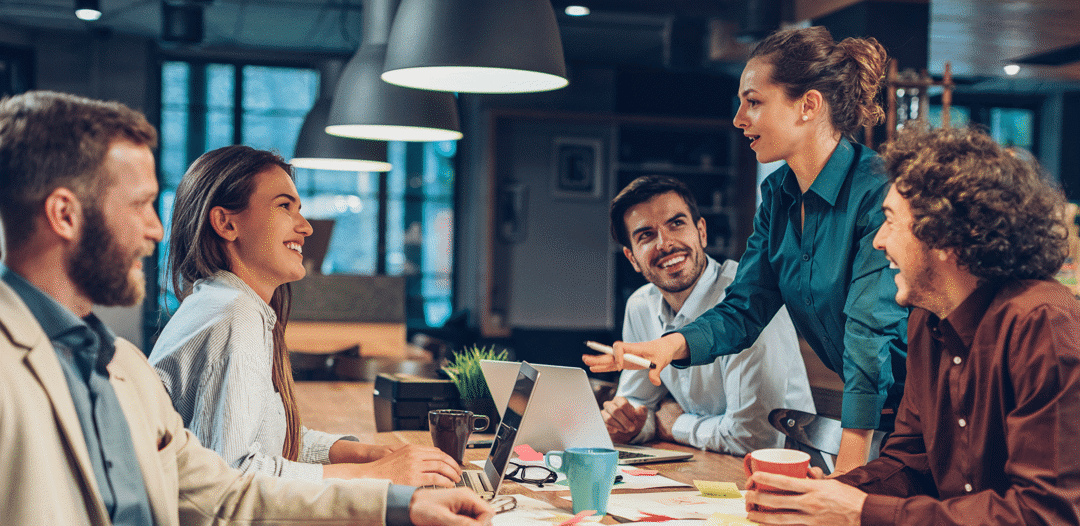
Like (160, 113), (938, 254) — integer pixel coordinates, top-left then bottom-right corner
(480, 361), (693, 465)
(456, 361), (540, 499)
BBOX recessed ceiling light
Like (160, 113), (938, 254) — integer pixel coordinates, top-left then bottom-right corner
(565, 5), (590, 16)
(1004, 64), (1020, 76)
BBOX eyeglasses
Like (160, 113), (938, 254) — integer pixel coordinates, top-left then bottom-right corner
(505, 461), (558, 487)
(490, 495), (517, 514)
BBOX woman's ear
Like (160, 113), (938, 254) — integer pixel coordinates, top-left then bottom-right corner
(802, 90), (825, 120)
(209, 206), (239, 241)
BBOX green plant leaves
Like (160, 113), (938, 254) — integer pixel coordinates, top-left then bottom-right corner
(444, 345), (508, 400)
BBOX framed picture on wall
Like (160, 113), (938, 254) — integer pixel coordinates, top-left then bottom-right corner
(551, 137), (603, 200)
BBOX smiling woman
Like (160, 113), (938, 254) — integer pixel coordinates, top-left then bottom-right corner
(585, 26), (910, 476)
(148, 145), (464, 487)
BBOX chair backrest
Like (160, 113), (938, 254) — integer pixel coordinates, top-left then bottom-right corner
(768, 408), (887, 475)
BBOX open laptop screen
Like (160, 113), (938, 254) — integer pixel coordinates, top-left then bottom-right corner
(483, 361), (538, 491)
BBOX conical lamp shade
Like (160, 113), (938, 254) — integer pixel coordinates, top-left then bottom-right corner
(292, 98), (392, 172)
(326, 43), (463, 142)
(381, 0), (568, 94)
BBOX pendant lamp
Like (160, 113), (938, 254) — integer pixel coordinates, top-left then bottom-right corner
(381, 0), (568, 94)
(325, 0), (462, 142)
(292, 60), (392, 172)
(293, 100), (392, 172)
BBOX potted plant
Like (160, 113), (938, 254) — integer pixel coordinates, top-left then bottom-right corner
(442, 345), (508, 432)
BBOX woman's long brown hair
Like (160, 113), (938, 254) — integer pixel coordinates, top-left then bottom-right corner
(167, 145), (302, 461)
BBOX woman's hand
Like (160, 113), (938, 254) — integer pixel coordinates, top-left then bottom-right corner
(581, 333), (689, 386)
(324, 444), (463, 486)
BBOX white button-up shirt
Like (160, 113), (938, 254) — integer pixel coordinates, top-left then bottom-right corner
(150, 271), (354, 482)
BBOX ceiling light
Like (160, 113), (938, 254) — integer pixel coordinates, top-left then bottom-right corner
(565, 5), (590, 16)
(75, 0), (101, 20)
(1004, 64), (1020, 76)
(381, 0), (568, 94)
(293, 98), (392, 172)
(325, 0), (462, 142)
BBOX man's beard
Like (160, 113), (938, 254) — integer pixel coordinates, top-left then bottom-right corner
(640, 247), (706, 295)
(68, 206), (147, 307)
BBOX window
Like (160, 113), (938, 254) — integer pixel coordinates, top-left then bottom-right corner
(156, 59), (455, 336)
(930, 93), (1040, 153)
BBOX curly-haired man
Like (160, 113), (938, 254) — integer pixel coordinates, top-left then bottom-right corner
(742, 125), (1080, 525)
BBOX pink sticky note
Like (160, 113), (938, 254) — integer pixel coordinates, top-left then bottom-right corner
(557, 509), (596, 526)
(514, 443), (543, 461)
(623, 468), (659, 476)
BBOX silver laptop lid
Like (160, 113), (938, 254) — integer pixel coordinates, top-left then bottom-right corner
(481, 361), (539, 496)
(482, 360), (613, 453)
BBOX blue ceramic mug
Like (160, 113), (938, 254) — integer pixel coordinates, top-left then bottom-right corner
(544, 447), (619, 515)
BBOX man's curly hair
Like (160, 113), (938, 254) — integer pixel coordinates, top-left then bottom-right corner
(881, 125), (1068, 282)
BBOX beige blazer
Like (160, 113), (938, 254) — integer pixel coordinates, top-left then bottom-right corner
(0, 280), (389, 525)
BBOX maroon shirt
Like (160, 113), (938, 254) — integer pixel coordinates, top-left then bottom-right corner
(836, 279), (1080, 525)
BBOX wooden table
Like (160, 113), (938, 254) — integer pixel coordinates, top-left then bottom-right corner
(295, 381), (748, 521)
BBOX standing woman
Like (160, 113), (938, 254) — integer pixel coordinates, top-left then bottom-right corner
(585, 26), (908, 474)
(150, 145), (461, 485)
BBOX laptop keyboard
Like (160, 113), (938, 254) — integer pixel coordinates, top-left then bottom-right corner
(456, 470), (491, 493)
(617, 450), (650, 460)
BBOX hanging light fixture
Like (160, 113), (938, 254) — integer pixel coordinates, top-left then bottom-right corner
(325, 0), (462, 142)
(75, 0), (102, 20)
(380, 0), (568, 94)
(293, 100), (392, 172)
(293, 60), (392, 172)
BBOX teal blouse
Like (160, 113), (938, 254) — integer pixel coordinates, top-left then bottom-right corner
(677, 139), (908, 430)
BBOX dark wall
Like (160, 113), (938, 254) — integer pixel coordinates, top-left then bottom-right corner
(815, 1), (929, 71)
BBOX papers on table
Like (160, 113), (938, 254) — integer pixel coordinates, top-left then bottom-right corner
(483, 458), (693, 492)
(475, 456), (755, 524)
(492, 495), (603, 526)
(593, 490), (754, 523)
(621, 516), (758, 526)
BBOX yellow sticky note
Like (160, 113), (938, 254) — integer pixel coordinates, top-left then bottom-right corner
(705, 512), (759, 526)
(693, 480), (742, 498)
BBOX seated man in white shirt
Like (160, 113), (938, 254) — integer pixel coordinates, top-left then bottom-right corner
(603, 175), (815, 455)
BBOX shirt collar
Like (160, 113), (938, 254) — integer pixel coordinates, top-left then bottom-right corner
(807, 138), (855, 207)
(654, 256), (719, 328)
(199, 270), (278, 325)
(938, 280), (1002, 349)
(781, 138), (856, 207)
(0, 264), (89, 341)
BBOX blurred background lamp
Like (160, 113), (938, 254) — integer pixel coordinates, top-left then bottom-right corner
(564, 5), (590, 16)
(1004, 64), (1021, 76)
(292, 98), (391, 172)
(75, 0), (101, 20)
(381, 0), (568, 94)
(326, 0), (462, 142)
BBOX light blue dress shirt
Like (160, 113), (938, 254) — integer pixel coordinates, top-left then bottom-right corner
(617, 257), (816, 455)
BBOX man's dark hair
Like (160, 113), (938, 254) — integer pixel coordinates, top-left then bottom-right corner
(882, 125), (1068, 282)
(610, 175), (701, 248)
(0, 90), (157, 251)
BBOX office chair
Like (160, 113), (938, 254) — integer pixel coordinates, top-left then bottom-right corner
(768, 408), (887, 476)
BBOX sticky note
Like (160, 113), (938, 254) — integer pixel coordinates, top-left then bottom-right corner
(694, 480), (742, 498)
(622, 468), (659, 476)
(514, 443), (543, 461)
(556, 509), (596, 526)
